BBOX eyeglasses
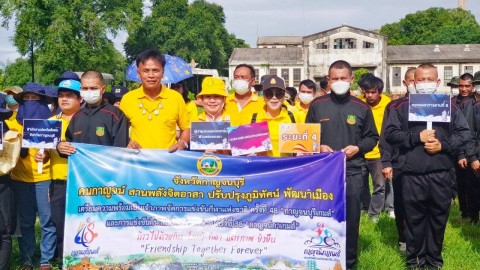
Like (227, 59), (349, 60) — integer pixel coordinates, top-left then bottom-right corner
(263, 89), (285, 100)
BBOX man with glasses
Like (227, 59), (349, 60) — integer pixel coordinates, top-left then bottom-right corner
(306, 60), (379, 270)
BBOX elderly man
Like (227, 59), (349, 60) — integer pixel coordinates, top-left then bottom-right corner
(120, 48), (190, 151)
(384, 64), (470, 269)
(306, 60), (379, 269)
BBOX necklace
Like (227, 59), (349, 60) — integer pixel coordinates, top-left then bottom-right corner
(138, 99), (163, 120)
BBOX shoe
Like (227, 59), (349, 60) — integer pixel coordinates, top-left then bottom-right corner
(39, 264), (52, 270)
(471, 212), (479, 224)
(370, 216), (379, 223)
(389, 210), (396, 219)
(461, 211), (471, 220)
(18, 264), (33, 270)
(398, 242), (406, 253)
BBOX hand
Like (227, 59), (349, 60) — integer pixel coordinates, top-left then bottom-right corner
(320, 145), (334, 153)
(420, 129), (436, 143)
(471, 160), (480, 177)
(34, 150), (49, 163)
(458, 158), (468, 169)
(341, 145), (359, 159)
(57, 142), (76, 156)
(205, 149), (217, 154)
(424, 137), (441, 155)
(127, 140), (142, 150)
(382, 167), (393, 181)
(168, 140), (187, 153)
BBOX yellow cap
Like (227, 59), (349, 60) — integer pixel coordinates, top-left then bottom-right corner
(198, 77), (227, 97)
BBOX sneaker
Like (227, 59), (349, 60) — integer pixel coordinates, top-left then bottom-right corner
(370, 216), (379, 223)
(389, 210), (396, 219)
(398, 242), (406, 253)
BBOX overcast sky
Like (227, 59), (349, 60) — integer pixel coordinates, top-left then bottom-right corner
(0, 0), (479, 66)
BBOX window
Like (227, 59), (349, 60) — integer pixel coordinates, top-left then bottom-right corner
(444, 66), (453, 86)
(281, 69), (289, 86)
(293, 68), (301, 86)
(392, 67), (401, 87)
(316, 42), (328, 49)
(333, 38), (356, 49)
(363, 41), (374, 49)
(254, 68), (259, 83)
(269, 68), (277, 76)
(465, 66), (473, 74)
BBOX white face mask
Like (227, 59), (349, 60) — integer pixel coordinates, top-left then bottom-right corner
(232, 80), (250, 95)
(330, 81), (350, 95)
(298, 92), (314, 104)
(407, 84), (416, 94)
(451, 87), (459, 96)
(81, 89), (102, 105)
(415, 82), (437, 94)
(475, 84), (480, 94)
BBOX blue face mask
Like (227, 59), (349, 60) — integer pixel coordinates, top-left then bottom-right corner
(5, 95), (18, 106)
(16, 100), (52, 123)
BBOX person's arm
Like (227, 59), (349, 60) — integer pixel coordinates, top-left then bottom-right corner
(168, 128), (190, 153)
(112, 111), (130, 148)
(356, 108), (379, 155)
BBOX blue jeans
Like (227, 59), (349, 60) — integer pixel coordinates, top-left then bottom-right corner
(11, 180), (56, 265)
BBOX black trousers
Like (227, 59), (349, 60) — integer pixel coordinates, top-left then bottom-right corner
(393, 170), (405, 243)
(50, 180), (66, 264)
(346, 171), (363, 269)
(0, 235), (11, 270)
(403, 171), (454, 268)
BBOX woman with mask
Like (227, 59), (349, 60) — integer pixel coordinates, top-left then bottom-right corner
(294, 79), (317, 123)
(244, 75), (300, 157)
(8, 83), (56, 270)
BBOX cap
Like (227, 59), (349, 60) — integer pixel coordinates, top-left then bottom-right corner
(54, 71), (80, 85)
(111, 86), (128, 98)
(3, 86), (23, 95)
(473, 71), (480, 85)
(58, 79), (81, 92)
(261, 75), (286, 92)
(447, 76), (460, 87)
(198, 77), (227, 97)
(103, 92), (117, 105)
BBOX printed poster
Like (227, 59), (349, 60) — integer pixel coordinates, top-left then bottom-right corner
(409, 93), (451, 122)
(279, 123), (321, 154)
(227, 122), (271, 156)
(190, 121), (231, 150)
(22, 119), (62, 148)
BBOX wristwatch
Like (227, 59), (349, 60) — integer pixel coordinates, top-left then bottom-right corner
(178, 139), (189, 149)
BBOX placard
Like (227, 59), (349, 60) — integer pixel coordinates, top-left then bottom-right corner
(409, 93), (451, 122)
(190, 121), (231, 150)
(227, 122), (271, 156)
(22, 119), (62, 149)
(279, 123), (321, 153)
(0, 122), (3, 151)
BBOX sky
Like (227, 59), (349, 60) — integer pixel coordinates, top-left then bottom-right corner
(0, 0), (479, 67)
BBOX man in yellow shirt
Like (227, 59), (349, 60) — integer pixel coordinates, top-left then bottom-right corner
(225, 64), (264, 124)
(293, 79), (317, 123)
(358, 74), (392, 221)
(120, 48), (190, 151)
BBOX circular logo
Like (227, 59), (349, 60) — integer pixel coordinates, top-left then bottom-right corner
(197, 155), (222, 176)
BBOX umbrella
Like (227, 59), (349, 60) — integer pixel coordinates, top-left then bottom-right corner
(126, 54), (193, 84)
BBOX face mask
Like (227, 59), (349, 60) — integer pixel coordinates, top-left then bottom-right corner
(451, 88), (459, 96)
(81, 90), (102, 105)
(475, 85), (480, 94)
(330, 81), (350, 95)
(407, 84), (416, 94)
(415, 82), (437, 94)
(17, 100), (52, 123)
(298, 93), (314, 104)
(232, 80), (250, 95)
(5, 95), (18, 106)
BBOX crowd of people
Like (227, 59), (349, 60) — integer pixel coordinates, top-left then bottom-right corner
(0, 47), (476, 270)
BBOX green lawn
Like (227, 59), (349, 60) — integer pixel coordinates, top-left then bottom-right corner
(10, 201), (480, 269)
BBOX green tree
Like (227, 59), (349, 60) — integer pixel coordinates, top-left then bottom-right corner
(124, 0), (248, 75)
(0, 0), (142, 84)
(3, 59), (33, 87)
(351, 68), (369, 91)
(380, 8), (480, 45)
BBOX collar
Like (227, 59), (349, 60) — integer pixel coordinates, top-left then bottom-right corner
(330, 91), (351, 104)
(226, 92), (259, 103)
(135, 85), (171, 100)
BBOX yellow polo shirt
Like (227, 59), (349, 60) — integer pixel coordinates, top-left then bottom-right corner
(186, 101), (199, 122)
(225, 92), (264, 125)
(49, 114), (70, 180)
(359, 94), (391, 159)
(120, 86), (189, 149)
(4, 111), (19, 132)
(293, 101), (308, 123)
(197, 110), (243, 126)
(243, 107), (301, 157)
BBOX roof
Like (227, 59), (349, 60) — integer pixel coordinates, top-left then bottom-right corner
(229, 47), (303, 65)
(303, 24), (385, 42)
(257, 36), (303, 46)
(387, 44), (480, 64)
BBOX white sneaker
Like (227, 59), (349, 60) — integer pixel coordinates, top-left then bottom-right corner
(389, 211), (396, 219)
(398, 242), (406, 252)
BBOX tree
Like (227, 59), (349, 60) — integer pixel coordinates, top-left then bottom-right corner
(0, 0), (143, 84)
(2, 59), (33, 87)
(380, 8), (480, 45)
(124, 0), (248, 75)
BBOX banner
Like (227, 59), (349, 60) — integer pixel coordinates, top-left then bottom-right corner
(279, 123), (321, 154)
(227, 122), (272, 156)
(64, 144), (346, 270)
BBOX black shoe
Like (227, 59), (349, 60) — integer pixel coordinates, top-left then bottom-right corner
(471, 212), (479, 224)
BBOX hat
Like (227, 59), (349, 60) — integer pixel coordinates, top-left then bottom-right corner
(447, 76), (460, 87)
(58, 79), (81, 92)
(54, 71), (80, 85)
(253, 75), (267, 92)
(43, 86), (58, 98)
(262, 75), (286, 92)
(198, 77), (227, 97)
(3, 86), (23, 95)
(15, 82), (48, 102)
(111, 86), (128, 98)
(473, 71), (480, 85)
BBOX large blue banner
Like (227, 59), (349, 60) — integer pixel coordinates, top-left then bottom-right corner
(64, 143), (346, 270)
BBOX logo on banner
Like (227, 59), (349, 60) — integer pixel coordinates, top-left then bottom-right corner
(74, 218), (99, 247)
(197, 155), (222, 176)
(304, 223), (341, 258)
(96, 127), (105, 136)
(346, 115), (356, 125)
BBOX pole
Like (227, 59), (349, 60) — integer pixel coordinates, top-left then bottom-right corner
(30, 39), (34, 82)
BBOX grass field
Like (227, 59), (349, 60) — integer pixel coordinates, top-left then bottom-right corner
(10, 201), (480, 270)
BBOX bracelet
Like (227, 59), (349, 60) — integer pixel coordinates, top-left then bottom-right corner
(178, 139), (189, 149)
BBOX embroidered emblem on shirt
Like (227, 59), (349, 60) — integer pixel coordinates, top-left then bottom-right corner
(96, 127), (105, 136)
(347, 115), (356, 125)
